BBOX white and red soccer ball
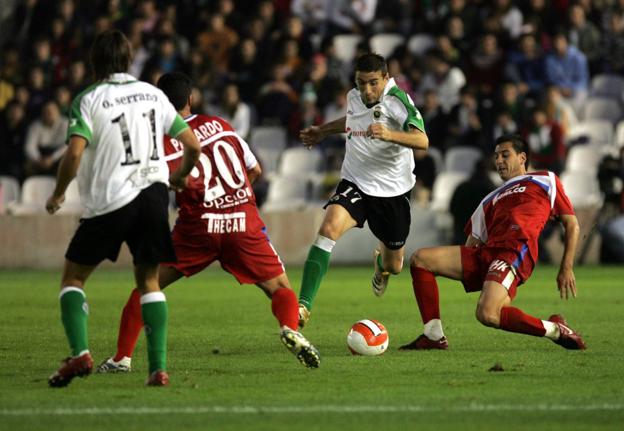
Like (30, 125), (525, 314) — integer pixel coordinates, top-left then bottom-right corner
(347, 319), (389, 356)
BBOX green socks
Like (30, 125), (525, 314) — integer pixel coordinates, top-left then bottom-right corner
(299, 236), (335, 310)
(141, 292), (168, 373)
(59, 287), (89, 356)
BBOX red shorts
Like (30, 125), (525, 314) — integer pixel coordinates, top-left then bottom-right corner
(460, 245), (534, 299)
(163, 221), (285, 285)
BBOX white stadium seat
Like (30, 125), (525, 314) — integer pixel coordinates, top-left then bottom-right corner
(278, 147), (323, 177)
(566, 120), (614, 146)
(57, 179), (84, 215)
(430, 171), (469, 212)
(590, 74), (624, 99)
(369, 33), (404, 58)
(254, 148), (282, 175)
(250, 126), (288, 152)
(564, 144), (604, 176)
(7, 175), (56, 215)
(427, 146), (444, 175)
(560, 170), (603, 209)
(263, 175), (309, 211)
(332, 34), (363, 63)
(0, 176), (20, 214)
(582, 97), (623, 124)
(614, 120), (624, 148)
(444, 146), (483, 174)
(407, 34), (436, 56)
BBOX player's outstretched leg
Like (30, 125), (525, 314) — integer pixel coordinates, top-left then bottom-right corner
(548, 315), (587, 350)
(371, 249), (390, 297)
(280, 326), (321, 368)
(48, 352), (94, 388)
(298, 235), (336, 328)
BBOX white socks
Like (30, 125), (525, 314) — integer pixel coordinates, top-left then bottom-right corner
(424, 319), (445, 341)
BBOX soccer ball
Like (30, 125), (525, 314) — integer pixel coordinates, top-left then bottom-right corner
(347, 319), (389, 356)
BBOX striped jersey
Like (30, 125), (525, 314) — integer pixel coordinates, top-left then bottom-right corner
(341, 77), (425, 197)
(67, 73), (188, 218)
(465, 171), (575, 267)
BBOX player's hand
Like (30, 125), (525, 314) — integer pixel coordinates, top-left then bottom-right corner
(556, 267), (577, 300)
(300, 126), (323, 149)
(169, 171), (188, 192)
(45, 194), (65, 214)
(367, 123), (391, 141)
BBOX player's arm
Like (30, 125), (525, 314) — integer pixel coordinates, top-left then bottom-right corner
(300, 116), (346, 149)
(368, 124), (429, 151)
(169, 128), (201, 191)
(246, 163), (262, 184)
(465, 235), (484, 247)
(46, 136), (87, 214)
(557, 214), (580, 300)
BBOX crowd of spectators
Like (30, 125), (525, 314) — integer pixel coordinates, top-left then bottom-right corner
(0, 0), (623, 215)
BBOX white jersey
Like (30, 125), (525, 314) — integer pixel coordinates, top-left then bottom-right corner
(341, 78), (425, 197)
(67, 73), (188, 218)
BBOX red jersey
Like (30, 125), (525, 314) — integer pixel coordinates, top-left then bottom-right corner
(164, 114), (259, 231)
(465, 171), (575, 267)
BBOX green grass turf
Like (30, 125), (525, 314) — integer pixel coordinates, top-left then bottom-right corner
(0, 266), (623, 430)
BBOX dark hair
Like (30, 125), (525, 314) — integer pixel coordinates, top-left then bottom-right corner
(89, 30), (131, 81)
(495, 134), (530, 169)
(354, 53), (387, 75)
(157, 72), (192, 111)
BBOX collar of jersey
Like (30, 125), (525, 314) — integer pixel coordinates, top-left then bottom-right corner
(105, 73), (138, 84)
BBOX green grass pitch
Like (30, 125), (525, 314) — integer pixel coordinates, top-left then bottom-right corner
(1, 266), (623, 430)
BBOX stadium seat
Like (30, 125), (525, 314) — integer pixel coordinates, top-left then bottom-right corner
(263, 175), (310, 211)
(444, 146), (483, 174)
(57, 179), (84, 215)
(427, 146), (444, 175)
(254, 148), (282, 175)
(369, 33), (404, 58)
(565, 144), (604, 176)
(430, 171), (469, 212)
(615, 120), (624, 148)
(0, 176), (20, 214)
(582, 97), (623, 124)
(7, 176), (56, 215)
(560, 170), (603, 209)
(250, 126), (288, 152)
(332, 34), (363, 63)
(590, 74), (624, 99)
(566, 120), (614, 147)
(278, 147), (323, 176)
(407, 34), (436, 56)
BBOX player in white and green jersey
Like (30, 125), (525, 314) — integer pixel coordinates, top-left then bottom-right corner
(45, 30), (200, 387)
(298, 53), (429, 327)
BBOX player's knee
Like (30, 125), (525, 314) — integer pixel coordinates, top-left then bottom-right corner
(384, 260), (402, 274)
(475, 305), (501, 328)
(410, 249), (430, 271)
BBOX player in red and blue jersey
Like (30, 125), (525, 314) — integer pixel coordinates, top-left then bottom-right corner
(96, 72), (320, 373)
(400, 134), (586, 351)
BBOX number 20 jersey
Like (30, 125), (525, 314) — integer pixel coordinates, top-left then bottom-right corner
(164, 114), (260, 234)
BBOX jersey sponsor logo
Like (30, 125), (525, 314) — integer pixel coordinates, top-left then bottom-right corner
(492, 185), (526, 205)
(345, 127), (368, 140)
(202, 186), (253, 210)
(488, 259), (509, 272)
(201, 212), (246, 234)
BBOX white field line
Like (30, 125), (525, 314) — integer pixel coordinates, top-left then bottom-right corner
(1, 404), (623, 416)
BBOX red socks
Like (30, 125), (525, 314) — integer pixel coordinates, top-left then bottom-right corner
(271, 287), (299, 330)
(499, 306), (546, 337)
(410, 266), (440, 323)
(113, 288), (144, 361)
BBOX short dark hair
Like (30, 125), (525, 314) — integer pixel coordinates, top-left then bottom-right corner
(495, 134), (530, 169)
(354, 53), (387, 75)
(157, 72), (192, 111)
(89, 30), (131, 81)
